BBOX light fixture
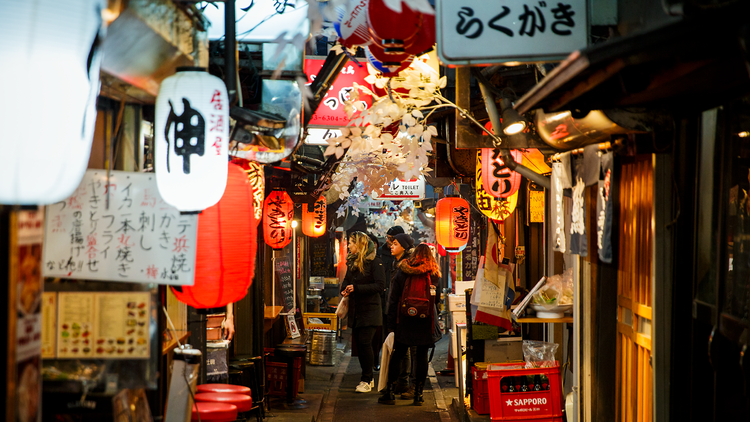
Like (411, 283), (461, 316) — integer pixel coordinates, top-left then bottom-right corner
(292, 220), (298, 228)
(500, 97), (527, 135)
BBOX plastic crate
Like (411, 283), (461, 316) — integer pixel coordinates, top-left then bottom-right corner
(472, 367), (491, 415)
(266, 358), (302, 397)
(487, 362), (563, 422)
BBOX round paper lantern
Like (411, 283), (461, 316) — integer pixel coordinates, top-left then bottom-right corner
(435, 197), (471, 253)
(405, 13), (435, 56)
(475, 151), (518, 221)
(302, 196), (327, 238)
(335, 0), (373, 48)
(155, 67), (229, 212)
(0, 0), (105, 204)
(263, 190), (295, 249)
(171, 163), (257, 308)
(367, 0), (422, 52)
(365, 46), (412, 77)
(481, 149), (523, 198)
(232, 159), (265, 225)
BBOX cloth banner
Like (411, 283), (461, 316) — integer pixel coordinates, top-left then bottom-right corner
(569, 154), (587, 256)
(597, 151), (614, 263)
(551, 162), (566, 253)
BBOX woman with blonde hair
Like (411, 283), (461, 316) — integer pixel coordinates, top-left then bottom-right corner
(379, 243), (441, 406)
(340, 231), (386, 393)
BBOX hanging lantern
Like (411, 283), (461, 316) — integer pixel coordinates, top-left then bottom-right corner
(475, 150), (518, 221)
(263, 190), (295, 249)
(0, 0), (105, 204)
(171, 163), (257, 308)
(232, 159), (265, 225)
(435, 197), (471, 253)
(365, 46), (412, 78)
(334, 0), (373, 48)
(481, 149), (523, 198)
(155, 67), (229, 212)
(367, 0), (422, 53)
(404, 13), (435, 56)
(302, 196), (327, 238)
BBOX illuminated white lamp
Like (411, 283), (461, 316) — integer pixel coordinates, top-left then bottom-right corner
(0, 0), (106, 204)
(292, 220), (298, 228)
(155, 67), (230, 212)
(500, 97), (527, 136)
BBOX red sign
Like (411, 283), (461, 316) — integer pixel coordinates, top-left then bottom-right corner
(304, 58), (373, 127)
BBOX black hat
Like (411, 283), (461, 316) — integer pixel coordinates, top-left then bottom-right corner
(386, 226), (405, 236)
(394, 233), (414, 250)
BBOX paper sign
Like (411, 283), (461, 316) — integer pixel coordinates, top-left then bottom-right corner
(371, 177), (426, 200)
(42, 170), (197, 285)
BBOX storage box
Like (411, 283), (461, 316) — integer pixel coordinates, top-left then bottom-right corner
(452, 310), (467, 326)
(266, 358), (302, 397)
(448, 294), (468, 312)
(487, 362), (563, 421)
(455, 280), (475, 294)
(484, 337), (523, 363)
(472, 366), (491, 415)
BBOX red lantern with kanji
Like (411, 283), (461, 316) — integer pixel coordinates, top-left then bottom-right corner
(171, 163), (257, 308)
(263, 189), (294, 249)
(367, 0), (422, 53)
(481, 149), (523, 198)
(302, 196), (327, 238)
(405, 13), (435, 56)
(435, 196), (471, 253)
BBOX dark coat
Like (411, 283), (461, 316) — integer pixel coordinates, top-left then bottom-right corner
(385, 248), (413, 315)
(340, 252), (385, 328)
(387, 258), (440, 346)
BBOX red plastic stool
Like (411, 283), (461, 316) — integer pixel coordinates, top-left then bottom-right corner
(191, 402), (237, 422)
(197, 383), (251, 396)
(195, 392), (252, 413)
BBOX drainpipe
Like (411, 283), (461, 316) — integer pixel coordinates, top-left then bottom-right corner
(225, 0), (237, 104)
(476, 79), (551, 190)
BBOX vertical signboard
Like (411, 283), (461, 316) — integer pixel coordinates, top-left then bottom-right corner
(304, 58), (373, 127)
(275, 256), (295, 314)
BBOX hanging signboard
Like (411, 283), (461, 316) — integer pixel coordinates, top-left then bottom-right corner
(305, 128), (342, 146)
(304, 58), (373, 127)
(371, 176), (426, 200)
(42, 170), (198, 285)
(436, 0), (588, 65)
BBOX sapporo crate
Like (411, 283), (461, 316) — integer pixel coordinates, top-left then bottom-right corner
(487, 361), (563, 421)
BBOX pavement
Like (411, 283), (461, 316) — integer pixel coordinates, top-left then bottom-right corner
(263, 328), (492, 422)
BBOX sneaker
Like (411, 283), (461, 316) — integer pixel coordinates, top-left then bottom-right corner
(355, 381), (372, 393)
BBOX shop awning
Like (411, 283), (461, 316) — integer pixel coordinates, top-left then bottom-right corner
(515, 5), (750, 115)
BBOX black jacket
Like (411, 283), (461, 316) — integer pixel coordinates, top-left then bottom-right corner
(340, 253), (386, 328)
(387, 258), (440, 346)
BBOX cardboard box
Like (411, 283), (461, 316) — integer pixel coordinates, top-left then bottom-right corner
(454, 280), (475, 294)
(483, 337), (523, 363)
(452, 311), (467, 327)
(448, 294), (468, 312)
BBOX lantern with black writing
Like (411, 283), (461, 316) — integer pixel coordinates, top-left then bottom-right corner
(302, 196), (327, 238)
(435, 197), (471, 253)
(481, 149), (523, 198)
(263, 190), (295, 249)
(232, 159), (265, 226)
(171, 162), (257, 308)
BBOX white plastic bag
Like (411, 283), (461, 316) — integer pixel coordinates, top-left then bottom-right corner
(336, 296), (349, 319)
(378, 332), (395, 392)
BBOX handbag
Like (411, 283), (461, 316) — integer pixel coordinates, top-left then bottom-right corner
(336, 296), (349, 319)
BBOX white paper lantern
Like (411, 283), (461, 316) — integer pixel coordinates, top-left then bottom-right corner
(155, 68), (229, 212)
(0, 0), (106, 204)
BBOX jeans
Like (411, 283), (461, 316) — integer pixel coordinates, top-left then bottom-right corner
(353, 326), (377, 383)
(398, 346), (417, 387)
(388, 341), (430, 385)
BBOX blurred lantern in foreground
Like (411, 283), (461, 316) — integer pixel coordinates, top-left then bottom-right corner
(171, 163), (257, 308)
(365, 46), (412, 78)
(0, 0), (105, 204)
(302, 196), (327, 237)
(481, 149), (523, 198)
(367, 0), (422, 53)
(435, 197), (471, 253)
(263, 190), (295, 249)
(334, 0), (372, 48)
(155, 67), (229, 212)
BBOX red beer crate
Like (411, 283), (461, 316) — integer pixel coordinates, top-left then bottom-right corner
(472, 366), (491, 415)
(487, 362), (563, 421)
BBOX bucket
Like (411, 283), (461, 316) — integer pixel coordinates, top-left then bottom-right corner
(309, 329), (337, 366)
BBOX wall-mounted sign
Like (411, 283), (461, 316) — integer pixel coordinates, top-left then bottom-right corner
(371, 176), (426, 200)
(304, 58), (373, 127)
(43, 171), (198, 285)
(436, 0), (588, 65)
(305, 128), (342, 146)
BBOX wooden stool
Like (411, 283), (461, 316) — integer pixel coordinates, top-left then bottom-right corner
(195, 392), (252, 413)
(191, 402), (237, 422)
(197, 383), (251, 396)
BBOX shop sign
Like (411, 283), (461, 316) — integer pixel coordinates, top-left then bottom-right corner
(305, 128), (342, 146)
(42, 170), (198, 285)
(436, 0), (588, 65)
(304, 58), (373, 127)
(371, 176), (426, 200)
(529, 188), (545, 223)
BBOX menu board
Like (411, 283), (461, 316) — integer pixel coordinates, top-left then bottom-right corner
(309, 237), (330, 277)
(42, 170), (197, 285)
(56, 292), (151, 359)
(41, 293), (57, 358)
(275, 257), (295, 313)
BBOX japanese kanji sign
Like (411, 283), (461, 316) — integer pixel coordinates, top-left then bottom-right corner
(43, 170), (197, 285)
(436, 0), (587, 65)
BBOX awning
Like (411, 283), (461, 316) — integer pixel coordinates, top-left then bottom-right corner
(515, 4), (750, 114)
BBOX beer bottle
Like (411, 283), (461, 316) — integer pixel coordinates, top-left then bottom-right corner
(533, 374), (541, 391)
(508, 376), (515, 392)
(541, 374), (550, 390)
(501, 376), (510, 392)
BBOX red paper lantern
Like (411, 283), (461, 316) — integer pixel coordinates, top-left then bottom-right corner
(367, 0), (422, 53)
(231, 159), (265, 225)
(336, 0), (373, 48)
(435, 197), (471, 253)
(263, 190), (294, 249)
(481, 149), (523, 198)
(405, 14), (435, 56)
(171, 163), (257, 309)
(367, 43), (414, 69)
(302, 196), (327, 238)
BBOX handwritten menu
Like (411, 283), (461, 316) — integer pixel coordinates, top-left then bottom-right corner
(42, 170), (197, 285)
(41, 293), (57, 358)
(56, 292), (151, 360)
(310, 238), (329, 277)
(275, 257), (295, 313)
